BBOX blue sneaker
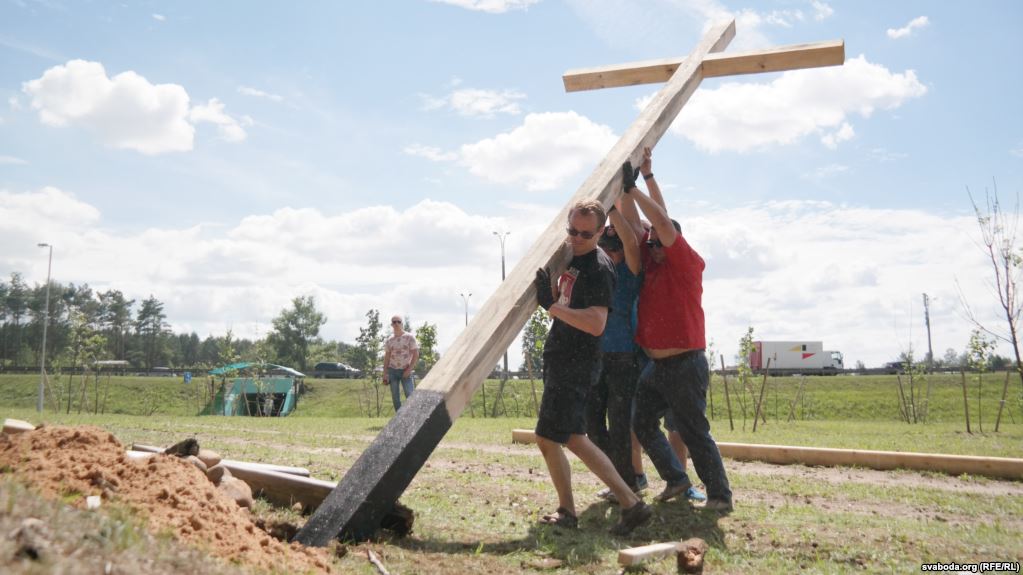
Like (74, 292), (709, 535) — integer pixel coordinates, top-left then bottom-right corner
(634, 473), (649, 492)
(686, 486), (707, 502)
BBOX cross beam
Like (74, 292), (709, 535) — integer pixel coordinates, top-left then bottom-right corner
(294, 19), (844, 546)
(563, 39), (844, 92)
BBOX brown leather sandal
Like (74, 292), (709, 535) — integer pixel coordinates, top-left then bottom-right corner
(538, 507), (578, 529)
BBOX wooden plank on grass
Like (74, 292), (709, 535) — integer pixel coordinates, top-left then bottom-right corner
(512, 429), (536, 444)
(618, 542), (681, 566)
(717, 443), (1023, 480)
(3, 418), (36, 435)
(563, 39), (844, 92)
(219, 461), (334, 510)
(130, 443), (311, 476)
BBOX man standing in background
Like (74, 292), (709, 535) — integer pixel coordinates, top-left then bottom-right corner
(382, 316), (419, 412)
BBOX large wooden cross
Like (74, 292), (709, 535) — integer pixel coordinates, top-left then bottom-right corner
(294, 20), (844, 545)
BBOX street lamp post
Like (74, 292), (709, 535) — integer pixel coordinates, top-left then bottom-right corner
(492, 231), (511, 417)
(460, 291), (479, 416)
(459, 292), (471, 326)
(37, 243), (53, 413)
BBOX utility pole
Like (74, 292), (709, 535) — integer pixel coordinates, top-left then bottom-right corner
(37, 243), (53, 412)
(459, 292), (471, 326)
(492, 232), (511, 417)
(922, 293), (933, 370)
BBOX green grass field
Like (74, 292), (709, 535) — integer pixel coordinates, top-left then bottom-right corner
(2, 373), (1022, 574)
(4, 371), (1022, 424)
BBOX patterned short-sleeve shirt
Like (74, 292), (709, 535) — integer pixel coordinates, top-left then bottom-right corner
(385, 332), (419, 369)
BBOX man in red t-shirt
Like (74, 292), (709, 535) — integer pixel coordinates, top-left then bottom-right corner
(619, 147), (733, 511)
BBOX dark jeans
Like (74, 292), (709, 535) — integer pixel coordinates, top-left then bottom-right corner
(634, 351), (732, 501)
(586, 352), (640, 489)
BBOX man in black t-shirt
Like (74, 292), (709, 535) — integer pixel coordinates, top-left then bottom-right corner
(533, 199), (653, 536)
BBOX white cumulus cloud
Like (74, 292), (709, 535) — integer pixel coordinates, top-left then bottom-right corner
(429, 0), (540, 14)
(22, 60), (247, 154)
(821, 122), (855, 149)
(458, 111), (618, 191)
(0, 188), (1004, 368)
(887, 16), (929, 39)
(189, 98), (249, 142)
(642, 55), (926, 153)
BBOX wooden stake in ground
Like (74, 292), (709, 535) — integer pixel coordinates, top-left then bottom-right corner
(961, 370), (972, 434)
(787, 376), (806, 423)
(752, 358), (771, 432)
(895, 374), (911, 424)
(293, 20), (845, 546)
(995, 370), (1011, 431)
(720, 355), (734, 431)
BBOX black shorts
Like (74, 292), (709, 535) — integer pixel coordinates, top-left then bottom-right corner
(535, 360), (593, 444)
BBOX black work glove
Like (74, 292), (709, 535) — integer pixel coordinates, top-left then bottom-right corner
(535, 267), (554, 310)
(622, 160), (639, 193)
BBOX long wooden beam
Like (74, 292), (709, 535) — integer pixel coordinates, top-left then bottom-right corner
(511, 430), (1023, 480)
(563, 39), (844, 93)
(717, 442), (1023, 481)
(293, 20), (738, 547)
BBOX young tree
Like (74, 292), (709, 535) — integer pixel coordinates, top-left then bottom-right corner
(520, 308), (550, 376)
(958, 183), (1023, 426)
(266, 295), (326, 372)
(967, 329), (995, 432)
(352, 309), (384, 416)
(353, 309), (383, 371)
(414, 322), (439, 374)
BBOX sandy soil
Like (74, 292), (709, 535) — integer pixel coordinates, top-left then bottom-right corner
(0, 425), (335, 574)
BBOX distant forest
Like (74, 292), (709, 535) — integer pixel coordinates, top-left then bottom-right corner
(0, 272), (444, 375)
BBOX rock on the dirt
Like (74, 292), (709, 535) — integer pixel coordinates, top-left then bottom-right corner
(677, 537), (709, 574)
(206, 464), (232, 486)
(197, 449), (221, 468)
(184, 455), (207, 473)
(218, 476), (254, 508)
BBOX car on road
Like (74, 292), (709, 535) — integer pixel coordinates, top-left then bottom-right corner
(882, 361), (905, 374)
(313, 362), (362, 379)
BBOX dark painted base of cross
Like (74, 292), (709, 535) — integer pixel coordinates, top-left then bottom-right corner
(292, 389), (453, 545)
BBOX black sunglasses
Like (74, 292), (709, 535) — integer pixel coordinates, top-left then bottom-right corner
(391, 320), (402, 325)
(566, 227), (598, 240)
(646, 239), (663, 248)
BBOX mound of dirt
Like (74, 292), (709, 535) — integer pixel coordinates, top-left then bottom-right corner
(0, 425), (334, 574)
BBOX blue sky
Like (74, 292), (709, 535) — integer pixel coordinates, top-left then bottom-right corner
(2, 0), (1022, 367)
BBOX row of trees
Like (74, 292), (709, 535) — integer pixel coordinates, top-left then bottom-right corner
(0, 273), (447, 377)
(0, 273), (180, 371)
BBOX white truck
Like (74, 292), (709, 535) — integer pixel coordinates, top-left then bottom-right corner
(749, 341), (844, 375)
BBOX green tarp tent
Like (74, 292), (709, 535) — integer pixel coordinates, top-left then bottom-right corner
(203, 362), (305, 417)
